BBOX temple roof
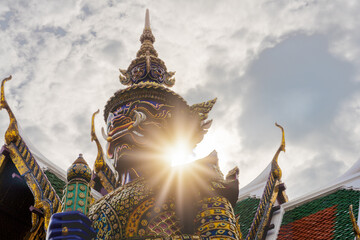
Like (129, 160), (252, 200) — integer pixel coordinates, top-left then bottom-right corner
(234, 197), (260, 237)
(238, 163), (272, 199)
(16, 124), (66, 181)
(278, 188), (360, 239)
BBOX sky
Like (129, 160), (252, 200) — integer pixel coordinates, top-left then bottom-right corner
(1, 0), (360, 199)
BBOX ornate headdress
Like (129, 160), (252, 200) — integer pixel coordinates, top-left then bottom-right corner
(104, 9), (216, 128)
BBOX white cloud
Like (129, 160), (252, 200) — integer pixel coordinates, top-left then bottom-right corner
(1, 0), (360, 199)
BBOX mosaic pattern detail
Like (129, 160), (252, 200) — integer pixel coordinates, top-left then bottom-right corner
(146, 208), (182, 236)
(63, 156), (93, 215)
(88, 150), (242, 240)
(278, 188), (360, 239)
(89, 177), (186, 239)
(62, 182), (91, 215)
(89, 178), (151, 239)
(67, 163), (92, 182)
(126, 197), (155, 237)
(195, 196), (240, 240)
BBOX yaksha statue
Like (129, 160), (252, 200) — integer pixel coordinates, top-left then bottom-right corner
(47, 9), (241, 240)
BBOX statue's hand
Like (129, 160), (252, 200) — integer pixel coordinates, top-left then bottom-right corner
(46, 211), (96, 240)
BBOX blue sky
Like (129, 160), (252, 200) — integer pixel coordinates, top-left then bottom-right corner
(1, 0), (360, 199)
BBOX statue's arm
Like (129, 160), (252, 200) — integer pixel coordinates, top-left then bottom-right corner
(46, 211), (96, 240)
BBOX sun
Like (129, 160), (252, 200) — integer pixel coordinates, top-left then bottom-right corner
(163, 140), (195, 167)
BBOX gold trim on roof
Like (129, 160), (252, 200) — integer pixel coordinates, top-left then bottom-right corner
(1, 76), (61, 231)
(0, 75), (20, 145)
(246, 123), (286, 240)
(272, 122), (286, 179)
(91, 110), (105, 172)
(7, 140), (61, 231)
(350, 204), (360, 240)
(0, 154), (6, 175)
(91, 110), (116, 193)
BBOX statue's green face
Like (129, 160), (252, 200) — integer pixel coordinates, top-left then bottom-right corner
(102, 93), (210, 186)
(106, 100), (173, 155)
(105, 100), (197, 179)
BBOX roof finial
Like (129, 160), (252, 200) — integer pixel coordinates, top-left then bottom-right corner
(145, 9), (150, 29)
(271, 123), (286, 179)
(1, 75), (20, 144)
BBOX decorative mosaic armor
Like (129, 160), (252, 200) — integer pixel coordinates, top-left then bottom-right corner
(89, 152), (240, 239)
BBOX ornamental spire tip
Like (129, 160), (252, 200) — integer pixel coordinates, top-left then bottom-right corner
(145, 9), (150, 29)
(139, 9), (155, 45)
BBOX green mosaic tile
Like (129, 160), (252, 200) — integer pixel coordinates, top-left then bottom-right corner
(234, 197), (260, 237)
(280, 188), (360, 239)
(44, 170), (66, 199)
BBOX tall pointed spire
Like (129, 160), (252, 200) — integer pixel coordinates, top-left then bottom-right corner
(138, 9), (157, 57)
(145, 8), (150, 29)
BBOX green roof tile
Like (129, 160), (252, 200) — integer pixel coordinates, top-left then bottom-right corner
(234, 197), (260, 237)
(44, 170), (66, 199)
(279, 188), (360, 239)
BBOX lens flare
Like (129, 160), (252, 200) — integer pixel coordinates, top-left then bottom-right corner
(163, 140), (194, 167)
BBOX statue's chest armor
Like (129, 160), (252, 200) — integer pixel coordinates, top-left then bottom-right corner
(89, 179), (182, 239)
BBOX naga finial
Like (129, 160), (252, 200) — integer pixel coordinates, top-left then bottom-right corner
(0, 75), (12, 109)
(91, 110), (105, 172)
(350, 205), (360, 240)
(1, 75), (20, 144)
(271, 123), (286, 179)
(275, 122), (286, 153)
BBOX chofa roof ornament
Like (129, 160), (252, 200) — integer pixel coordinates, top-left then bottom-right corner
(119, 9), (175, 87)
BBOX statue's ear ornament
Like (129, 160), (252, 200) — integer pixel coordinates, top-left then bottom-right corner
(132, 110), (147, 128)
(190, 98), (217, 121)
(119, 68), (131, 85)
(164, 71), (175, 87)
(226, 166), (239, 180)
(101, 127), (112, 142)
